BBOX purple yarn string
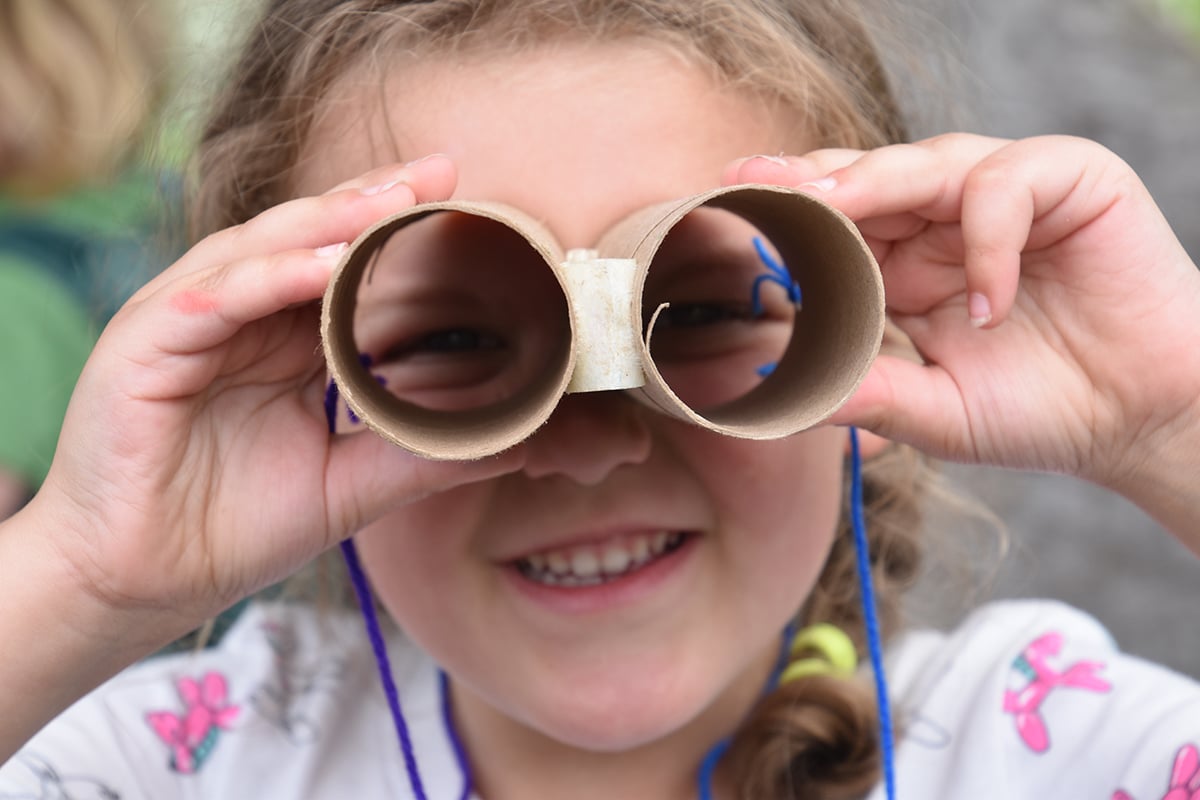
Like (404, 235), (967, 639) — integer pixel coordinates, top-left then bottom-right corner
(439, 671), (475, 800)
(326, 376), (429, 800)
(340, 539), (429, 800)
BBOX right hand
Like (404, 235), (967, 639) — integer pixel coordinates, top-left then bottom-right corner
(21, 155), (521, 642)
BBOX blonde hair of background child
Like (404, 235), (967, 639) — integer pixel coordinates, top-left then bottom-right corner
(190, 2), (936, 797)
(0, 0), (170, 195)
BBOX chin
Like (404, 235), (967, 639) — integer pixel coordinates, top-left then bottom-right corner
(517, 670), (710, 753)
(534, 707), (691, 753)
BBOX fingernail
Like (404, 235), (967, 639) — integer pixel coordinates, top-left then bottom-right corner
(968, 292), (992, 327)
(360, 178), (404, 196)
(315, 242), (349, 258)
(749, 154), (790, 166)
(798, 176), (838, 192)
(404, 153), (449, 167)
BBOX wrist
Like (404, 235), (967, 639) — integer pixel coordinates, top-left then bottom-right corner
(0, 499), (193, 761)
(1099, 396), (1200, 555)
(0, 468), (29, 519)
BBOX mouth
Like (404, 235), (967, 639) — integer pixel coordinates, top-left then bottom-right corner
(513, 531), (691, 588)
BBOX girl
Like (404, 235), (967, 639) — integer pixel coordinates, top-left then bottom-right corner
(2, 1), (1198, 798)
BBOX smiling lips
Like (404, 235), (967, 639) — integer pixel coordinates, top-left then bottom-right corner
(514, 531), (689, 587)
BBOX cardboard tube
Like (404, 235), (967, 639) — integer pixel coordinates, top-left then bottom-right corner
(321, 201), (574, 460)
(597, 184), (885, 440)
(321, 185), (884, 459)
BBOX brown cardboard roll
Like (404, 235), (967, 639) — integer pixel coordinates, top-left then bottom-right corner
(321, 201), (575, 460)
(320, 185), (884, 459)
(598, 184), (885, 439)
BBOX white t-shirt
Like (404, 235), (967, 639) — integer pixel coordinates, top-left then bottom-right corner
(2, 599), (1196, 799)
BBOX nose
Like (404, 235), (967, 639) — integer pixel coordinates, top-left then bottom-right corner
(519, 392), (653, 485)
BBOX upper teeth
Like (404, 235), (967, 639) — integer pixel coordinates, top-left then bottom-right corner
(517, 531), (684, 587)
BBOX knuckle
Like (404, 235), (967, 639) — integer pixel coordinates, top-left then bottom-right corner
(963, 160), (1018, 197)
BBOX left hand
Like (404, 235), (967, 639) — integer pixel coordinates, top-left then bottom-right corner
(724, 135), (1200, 528)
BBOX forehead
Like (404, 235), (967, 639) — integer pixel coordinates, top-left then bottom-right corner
(296, 41), (801, 247)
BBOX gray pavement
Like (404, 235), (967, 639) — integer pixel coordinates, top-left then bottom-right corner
(900, 0), (1200, 677)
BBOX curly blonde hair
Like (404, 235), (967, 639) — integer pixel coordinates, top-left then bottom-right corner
(190, 3), (931, 798)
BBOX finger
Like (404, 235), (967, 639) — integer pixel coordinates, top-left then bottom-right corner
(827, 353), (972, 462)
(789, 135), (1027, 327)
(720, 149), (865, 187)
(323, 434), (527, 540)
(957, 137), (1114, 327)
(768, 134), (1012, 235)
(794, 134), (1011, 223)
(131, 156), (458, 301)
(854, 211), (930, 244)
(320, 153), (455, 197)
(876, 222), (970, 316)
(194, 154), (456, 271)
(957, 158), (1031, 328)
(104, 244), (345, 392)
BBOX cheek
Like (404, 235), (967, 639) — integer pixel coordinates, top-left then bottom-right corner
(698, 426), (843, 521)
(680, 425), (845, 599)
(353, 487), (494, 657)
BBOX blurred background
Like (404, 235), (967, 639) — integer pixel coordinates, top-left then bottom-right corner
(898, 0), (1200, 678)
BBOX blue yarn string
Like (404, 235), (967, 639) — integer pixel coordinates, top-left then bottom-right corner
(751, 236), (800, 378)
(697, 738), (730, 800)
(750, 236), (802, 317)
(849, 427), (897, 800)
(326, 377), (429, 800)
(696, 620), (796, 799)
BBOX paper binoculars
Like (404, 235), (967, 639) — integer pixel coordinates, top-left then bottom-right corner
(321, 184), (884, 460)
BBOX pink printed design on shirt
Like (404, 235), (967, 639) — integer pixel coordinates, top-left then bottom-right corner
(1002, 631), (1111, 753)
(145, 671), (240, 774)
(1113, 744), (1200, 800)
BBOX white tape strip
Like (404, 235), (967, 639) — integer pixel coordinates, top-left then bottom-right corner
(560, 249), (645, 393)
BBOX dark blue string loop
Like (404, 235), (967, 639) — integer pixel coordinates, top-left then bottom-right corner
(750, 236), (802, 317)
(326, 378), (429, 800)
(340, 538), (429, 800)
(752, 237), (801, 378)
(697, 738), (730, 800)
(695, 620), (797, 798)
(439, 671), (475, 800)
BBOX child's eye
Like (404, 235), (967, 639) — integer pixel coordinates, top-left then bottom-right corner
(643, 274), (795, 409)
(364, 326), (516, 411)
(646, 301), (792, 409)
(389, 328), (505, 356)
(652, 303), (754, 329)
(645, 296), (787, 365)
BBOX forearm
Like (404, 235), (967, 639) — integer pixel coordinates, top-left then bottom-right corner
(0, 499), (174, 762)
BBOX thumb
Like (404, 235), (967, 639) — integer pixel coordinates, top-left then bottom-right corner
(323, 433), (526, 539)
(828, 354), (972, 462)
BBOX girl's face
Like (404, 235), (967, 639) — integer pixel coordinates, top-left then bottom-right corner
(299, 43), (845, 762)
